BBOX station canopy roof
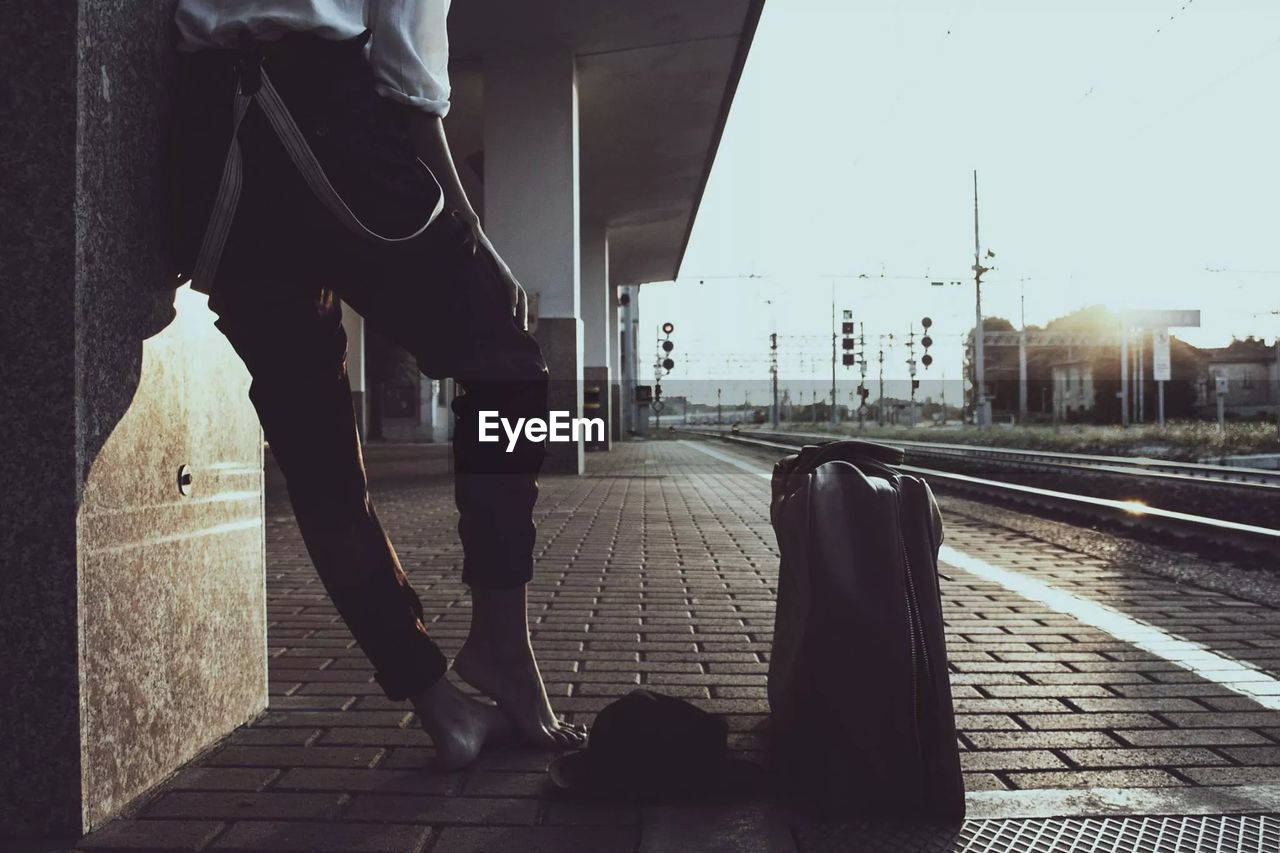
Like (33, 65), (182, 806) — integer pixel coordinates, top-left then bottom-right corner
(447, 0), (764, 287)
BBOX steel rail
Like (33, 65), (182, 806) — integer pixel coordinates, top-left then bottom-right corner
(696, 428), (1280, 491)
(690, 430), (1280, 551)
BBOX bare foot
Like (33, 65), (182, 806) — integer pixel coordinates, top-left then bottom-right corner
(410, 676), (512, 769)
(454, 634), (587, 750)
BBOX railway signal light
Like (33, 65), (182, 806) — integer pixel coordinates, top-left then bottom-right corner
(658, 322), (676, 375)
(840, 311), (857, 369)
(922, 353), (933, 368)
(911, 379), (920, 392)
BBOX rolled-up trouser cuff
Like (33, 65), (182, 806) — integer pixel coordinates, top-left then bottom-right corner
(451, 378), (544, 590)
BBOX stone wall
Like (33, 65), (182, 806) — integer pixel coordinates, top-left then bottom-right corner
(0, 2), (268, 837)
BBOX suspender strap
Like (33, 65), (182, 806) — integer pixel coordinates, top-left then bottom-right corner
(191, 62), (443, 291)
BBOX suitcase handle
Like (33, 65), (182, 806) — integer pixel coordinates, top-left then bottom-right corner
(802, 439), (904, 473)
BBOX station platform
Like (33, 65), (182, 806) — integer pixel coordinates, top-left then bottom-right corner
(75, 439), (1280, 852)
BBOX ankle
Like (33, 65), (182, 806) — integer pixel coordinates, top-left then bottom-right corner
(411, 675), (460, 720)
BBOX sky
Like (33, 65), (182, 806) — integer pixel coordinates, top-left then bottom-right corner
(638, 0), (1280, 405)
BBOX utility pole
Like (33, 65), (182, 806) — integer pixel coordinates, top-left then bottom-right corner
(1018, 278), (1028, 423)
(906, 323), (918, 427)
(973, 170), (988, 428)
(1120, 317), (1129, 428)
(940, 369), (948, 426)
(877, 335), (886, 427)
(1136, 332), (1145, 424)
(717, 387), (722, 427)
(858, 323), (868, 431)
(830, 295), (838, 426)
(770, 333), (779, 428)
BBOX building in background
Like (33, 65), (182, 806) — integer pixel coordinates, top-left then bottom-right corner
(1196, 337), (1280, 420)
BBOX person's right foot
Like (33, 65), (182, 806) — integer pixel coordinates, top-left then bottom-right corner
(411, 676), (513, 769)
(453, 635), (587, 750)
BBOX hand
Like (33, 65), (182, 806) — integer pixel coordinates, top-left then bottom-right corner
(461, 214), (529, 331)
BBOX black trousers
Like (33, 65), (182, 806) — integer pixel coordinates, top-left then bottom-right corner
(172, 33), (548, 700)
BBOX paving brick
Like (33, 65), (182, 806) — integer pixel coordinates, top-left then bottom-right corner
(980, 684), (1113, 698)
(210, 821), (430, 852)
(207, 746), (383, 769)
(166, 768), (281, 792)
(462, 772), (553, 798)
(963, 730), (1120, 750)
(1061, 748), (1228, 768)
(274, 768), (460, 795)
(640, 804), (795, 853)
(1066, 697), (1208, 713)
(257, 711), (412, 728)
(954, 698), (1074, 714)
(316, 728), (433, 747)
(961, 773), (1011, 791)
(268, 695), (356, 711)
(1006, 767), (1186, 789)
(1114, 728), (1272, 747)
(1163, 712), (1280, 728)
(542, 801), (642, 827)
(952, 714), (1023, 731)
(1221, 745), (1280, 764)
(226, 728), (322, 747)
(141, 792), (345, 821)
(78, 820), (224, 851)
(1018, 713), (1166, 730)
(1180, 766), (1280, 785)
(960, 750), (1066, 772)
(344, 795), (539, 825)
(432, 827), (636, 853)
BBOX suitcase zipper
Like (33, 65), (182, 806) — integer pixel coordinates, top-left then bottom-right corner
(898, 498), (932, 751)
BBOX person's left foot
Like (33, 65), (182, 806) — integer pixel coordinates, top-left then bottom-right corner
(411, 676), (514, 769)
(454, 635), (587, 750)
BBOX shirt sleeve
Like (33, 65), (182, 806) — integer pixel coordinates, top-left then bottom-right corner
(368, 0), (452, 117)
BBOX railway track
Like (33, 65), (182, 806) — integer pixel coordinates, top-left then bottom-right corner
(688, 428), (1280, 557)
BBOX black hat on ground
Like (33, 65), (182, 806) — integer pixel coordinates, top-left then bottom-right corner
(549, 689), (736, 800)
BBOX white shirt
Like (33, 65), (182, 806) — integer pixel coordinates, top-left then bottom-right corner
(175, 0), (452, 117)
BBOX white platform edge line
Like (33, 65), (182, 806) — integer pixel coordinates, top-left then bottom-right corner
(679, 440), (1280, 712)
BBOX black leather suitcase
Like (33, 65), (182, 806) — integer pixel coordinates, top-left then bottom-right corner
(767, 439), (964, 819)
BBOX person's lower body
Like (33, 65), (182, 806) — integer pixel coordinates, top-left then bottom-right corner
(172, 31), (584, 764)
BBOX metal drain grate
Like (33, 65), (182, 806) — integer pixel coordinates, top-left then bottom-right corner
(959, 815), (1279, 853)
(794, 815), (1280, 853)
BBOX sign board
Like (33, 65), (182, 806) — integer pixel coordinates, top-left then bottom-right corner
(651, 400), (665, 415)
(1215, 375), (1230, 396)
(1151, 329), (1172, 382)
(635, 385), (652, 404)
(1123, 309), (1200, 329)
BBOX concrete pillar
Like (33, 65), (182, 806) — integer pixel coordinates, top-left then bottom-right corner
(581, 221), (611, 450)
(0, 2), (266, 837)
(619, 285), (644, 435)
(619, 285), (634, 435)
(609, 284), (623, 443)
(341, 304), (367, 439)
(484, 49), (583, 474)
